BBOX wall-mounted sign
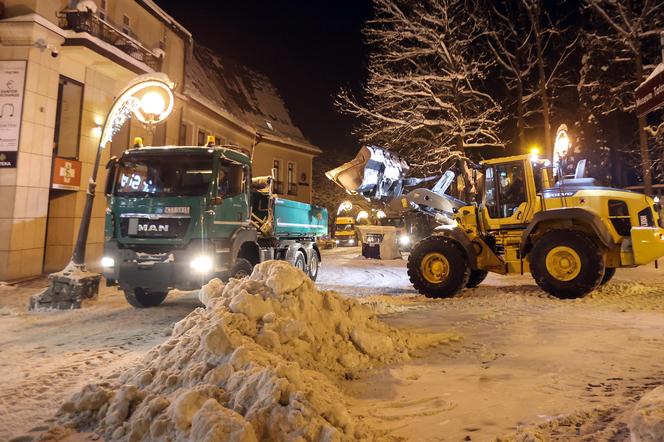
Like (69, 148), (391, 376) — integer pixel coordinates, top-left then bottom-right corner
(0, 60), (26, 168)
(51, 156), (82, 190)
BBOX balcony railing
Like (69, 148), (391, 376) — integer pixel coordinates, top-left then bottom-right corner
(59, 10), (162, 72)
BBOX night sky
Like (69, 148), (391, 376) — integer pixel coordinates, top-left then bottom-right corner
(154, 0), (374, 154)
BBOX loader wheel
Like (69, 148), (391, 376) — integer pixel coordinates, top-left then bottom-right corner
(530, 230), (605, 299)
(466, 269), (489, 288)
(407, 236), (470, 298)
(230, 258), (253, 280)
(600, 267), (616, 285)
(123, 288), (167, 308)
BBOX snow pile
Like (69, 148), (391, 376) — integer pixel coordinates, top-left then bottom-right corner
(630, 386), (664, 442)
(57, 260), (456, 441)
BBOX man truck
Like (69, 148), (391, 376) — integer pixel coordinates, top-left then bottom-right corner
(101, 138), (327, 307)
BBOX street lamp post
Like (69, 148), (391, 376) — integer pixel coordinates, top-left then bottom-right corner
(30, 73), (175, 310)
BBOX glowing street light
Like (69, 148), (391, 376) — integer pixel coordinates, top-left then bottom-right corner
(32, 73), (176, 310)
(553, 124), (571, 176)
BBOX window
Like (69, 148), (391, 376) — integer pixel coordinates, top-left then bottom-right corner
(273, 159), (282, 194)
(217, 161), (246, 198)
(122, 15), (131, 35)
(115, 152), (214, 196)
(53, 76), (83, 158)
(608, 200), (631, 236)
(197, 129), (206, 146)
(287, 162), (297, 195)
(484, 162), (527, 218)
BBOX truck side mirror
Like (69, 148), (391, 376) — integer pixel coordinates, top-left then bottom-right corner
(104, 156), (118, 197)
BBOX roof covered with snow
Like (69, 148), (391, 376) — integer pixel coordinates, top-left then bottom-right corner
(184, 43), (319, 153)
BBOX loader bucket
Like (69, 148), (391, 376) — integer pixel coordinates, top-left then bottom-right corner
(325, 146), (410, 201)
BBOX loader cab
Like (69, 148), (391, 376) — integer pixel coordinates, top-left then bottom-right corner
(481, 155), (540, 231)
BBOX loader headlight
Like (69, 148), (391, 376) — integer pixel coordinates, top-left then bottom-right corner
(190, 255), (213, 273)
(348, 238), (355, 245)
(101, 256), (115, 268)
(399, 235), (411, 246)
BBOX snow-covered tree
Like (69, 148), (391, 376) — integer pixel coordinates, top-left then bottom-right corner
(585, 0), (664, 193)
(483, 0), (576, 155)
(337, 0), (504, 198)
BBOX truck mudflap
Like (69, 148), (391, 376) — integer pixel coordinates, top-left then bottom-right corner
(631, 227), (664, 265)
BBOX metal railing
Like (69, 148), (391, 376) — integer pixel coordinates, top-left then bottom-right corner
(59, 10), (162, 71)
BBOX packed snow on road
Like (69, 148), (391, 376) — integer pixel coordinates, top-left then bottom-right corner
(1, 247), (664, 441)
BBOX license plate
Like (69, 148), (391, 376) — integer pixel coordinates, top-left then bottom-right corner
(365, 233), (383, 244)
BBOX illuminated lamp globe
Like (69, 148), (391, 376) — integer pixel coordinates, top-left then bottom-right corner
(140, 91), (166, 116)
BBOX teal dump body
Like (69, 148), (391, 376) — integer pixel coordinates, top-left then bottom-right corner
(273, 198), (328, 238)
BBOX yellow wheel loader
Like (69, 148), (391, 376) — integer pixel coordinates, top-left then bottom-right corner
(327, 146), (664, 299)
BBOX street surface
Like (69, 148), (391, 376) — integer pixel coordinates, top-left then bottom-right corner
(1, 247), (664, 440)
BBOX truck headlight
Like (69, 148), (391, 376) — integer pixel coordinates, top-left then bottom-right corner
(190, 255), (213, 273)
(348, 238), (355, 245)
(335, 239), (340, 244)
(101, 256), (115, 268)
(399, 235), (411, 246)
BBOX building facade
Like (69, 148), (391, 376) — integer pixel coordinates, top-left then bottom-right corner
(0, 0), (321, 281)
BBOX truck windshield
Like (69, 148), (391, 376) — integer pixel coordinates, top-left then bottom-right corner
(115, 153), (214, 197)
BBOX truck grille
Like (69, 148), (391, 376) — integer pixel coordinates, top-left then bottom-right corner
(120, 216), (190, 238)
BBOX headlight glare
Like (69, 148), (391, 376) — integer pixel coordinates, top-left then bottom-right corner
(190, 256), (213, 273)
(399, 235), (411, 246)
(101, 256), (115, 268)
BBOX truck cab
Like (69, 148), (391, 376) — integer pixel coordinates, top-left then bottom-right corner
(334, 216), (357, 246)
(102, 142), (327, 307)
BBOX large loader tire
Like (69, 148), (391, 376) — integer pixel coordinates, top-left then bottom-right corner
(530, 229), (605, 299)
(466, 269), (489, 288)
(600, 267), (616, 285)
(123, 288), (167, 308)
(407, 236), (470, 298)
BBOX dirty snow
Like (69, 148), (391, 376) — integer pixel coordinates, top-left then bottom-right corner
(53, 260), (455, 441)
(2, 248), (664, 441)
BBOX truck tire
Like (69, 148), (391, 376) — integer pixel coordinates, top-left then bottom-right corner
(293, 251), (307, 273)
(308, 251), (320, 281)
(466, 269), (489, 288)
(230, 258), (253, 280)
(123, 288), (167, 308)
(530, 229), (605, 299)
(407, 236), (470, 298)
(600, 267), (616, 285)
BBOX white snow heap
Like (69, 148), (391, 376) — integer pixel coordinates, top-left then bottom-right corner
(630, 385), (664, 442)
(58, 260), (457, 441)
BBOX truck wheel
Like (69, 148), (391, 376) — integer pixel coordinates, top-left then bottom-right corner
(230, 258), (253, 280)
(530, 230), (605, 299)
(123, 288), (167, 308)
(308, 251), (320, 281)
(407, 236), (470, 298)
(466, 269), (489, 288)
(600, 267), (616, 285)
(293, 251), (307, 273)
